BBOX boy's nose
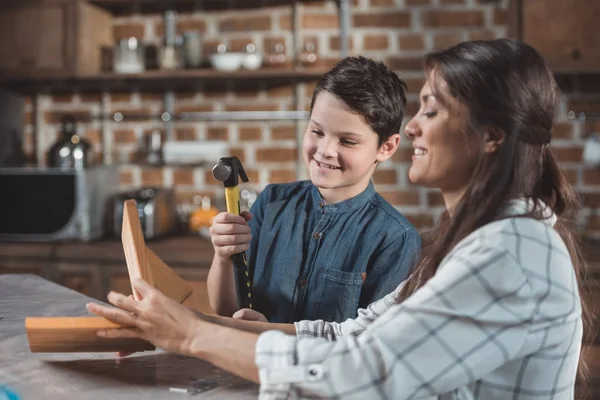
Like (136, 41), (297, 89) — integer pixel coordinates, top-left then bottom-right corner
(317, 137), (337, 158)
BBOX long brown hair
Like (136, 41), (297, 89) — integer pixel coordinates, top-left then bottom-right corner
(397, 39), (591, 390)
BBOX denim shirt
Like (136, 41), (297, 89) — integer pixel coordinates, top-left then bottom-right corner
(247, 180), (421, 323)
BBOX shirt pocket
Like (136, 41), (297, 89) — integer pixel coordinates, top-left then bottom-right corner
(314, 268), (364, 322)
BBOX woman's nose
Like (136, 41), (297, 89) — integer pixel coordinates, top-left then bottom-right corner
(404, 117), (419, 139)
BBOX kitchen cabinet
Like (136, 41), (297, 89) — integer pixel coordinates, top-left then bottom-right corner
(511, 0), (600, 72)
(0, 0), (113, 77)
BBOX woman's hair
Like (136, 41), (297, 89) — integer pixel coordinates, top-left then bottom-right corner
(310, 56), (407, 146)
(397, 39), (590, 391)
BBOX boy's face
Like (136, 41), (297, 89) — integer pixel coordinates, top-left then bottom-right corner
(303, 91), (400, 203)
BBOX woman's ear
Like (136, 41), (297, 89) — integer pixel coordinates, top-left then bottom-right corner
(483, 127), (505, 154)
(376, 133), (401, 162)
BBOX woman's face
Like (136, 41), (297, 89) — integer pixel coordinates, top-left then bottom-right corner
(404, 76), (480, 196)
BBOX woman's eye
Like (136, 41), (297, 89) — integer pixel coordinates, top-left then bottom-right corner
(424, 111), (438, 118)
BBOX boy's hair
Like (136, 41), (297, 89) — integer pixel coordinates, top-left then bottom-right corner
(309, 56), (407, 146)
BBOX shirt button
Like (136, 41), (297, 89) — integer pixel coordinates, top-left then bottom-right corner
(307, 365), (324, 380)
(298, 279), (307, 289)
(318, 201), (324, 208)
(313, 232), (321, 239)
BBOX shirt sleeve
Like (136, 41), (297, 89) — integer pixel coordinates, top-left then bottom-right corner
(294, 282), (405, 340)
(360, 228), (421, 308)
(255, 242), (535, 399)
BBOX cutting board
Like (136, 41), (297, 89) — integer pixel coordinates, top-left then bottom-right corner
(25, 199), (195, 353)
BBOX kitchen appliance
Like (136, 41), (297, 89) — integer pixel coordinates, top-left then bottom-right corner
(0, 89), (25, 166)
(113, 37), (145, 74)
(108, 187), (178, 240)
(0, 165), (119, 242)
(47, 115), (92, 169)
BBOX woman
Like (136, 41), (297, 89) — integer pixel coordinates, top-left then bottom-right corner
(87, 39), (589, 399)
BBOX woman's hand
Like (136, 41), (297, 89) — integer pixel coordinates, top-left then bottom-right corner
(86, 279), (201, 356)
(232, 308), (268, 322)
(209, 212), (252, 262)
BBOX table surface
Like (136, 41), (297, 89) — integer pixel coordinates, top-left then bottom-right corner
(0, 274), (258, 399)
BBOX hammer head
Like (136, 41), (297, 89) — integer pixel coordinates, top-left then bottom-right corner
(212, 156), (249, 187)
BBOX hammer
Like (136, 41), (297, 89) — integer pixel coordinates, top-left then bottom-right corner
(212, 156), (252, 309)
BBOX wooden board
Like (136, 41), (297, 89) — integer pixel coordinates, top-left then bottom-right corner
(121, 199), (154, 300)
(146, 247), (193, 304)
(25, 317), (154, 353)
(25, 199), (195, 353)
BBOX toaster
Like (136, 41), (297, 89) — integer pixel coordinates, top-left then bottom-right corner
(108, 187), (179, 239)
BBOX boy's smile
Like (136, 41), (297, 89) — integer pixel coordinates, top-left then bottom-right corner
(303, 91), (400, 205)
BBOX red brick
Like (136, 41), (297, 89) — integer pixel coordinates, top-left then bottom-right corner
(220, 16), (272, 32)
(404, 78), (426, 95)
(405, 213), (435, 230)
(175, 104), (213, 114)
(80, 93), (102, 103)
(155, 19), (207, 36)
(269, 170), (296, 183)
(552, 123), (574, 140)
(386, 57), (423, 72)
(202, 39), (221, 55)
(267, 84), (294, 98)
(494, 9), (508, 25)
(398, 34), (425, 51)
(370, 0), (395, 5)
(206, 127), (228, 141)
(580, 193), (600, 208)
(552, 146), (583, 162)
(24, 112), (33, 125)
(330, 36), (355, 51)
(353, 12), (411, 28)
(563, 168), (578, 185)
(245, 169), (260, 183)
(85, 129), (101, 146)
(583, 168), (600, 186)
(141, 168), (163, 186)
(373, 169), (397, 184)
(230, 37), (254, 52)
(175, 128), (197, 141)
(225, 104), (279, 112)
(229, 147), (246, 164)
(363, 35), (389, 50)
(433, 32), (463, 50)
(469, 30), (497, 41)
(440, 0), (464, 3)
(119, 169), (134, 185)
(263, 37), (287, 53)
(379, 190), (420, 206)
(173, 168), (194, 185)
(140, 93), (163, 102)
(109, 93), (131, 103)
(584, 121), (600, 137)
(427, 191), (445, 207)
(113, 23), (145, 40)
(256, 148), (297, 163)
(51, 94), (73, 103)
(113, 129), (137, 144)
(239, 126), (263, 141)
(303, 14), (339, 29)
(272, 126), (296, 141)
(279, 15), (292, 30)
(422, 11), (484, 28)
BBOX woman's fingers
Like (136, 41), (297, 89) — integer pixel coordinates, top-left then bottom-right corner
(99, 327), (143, 339)
(107, 291), (140, 313)
(86, 302), (138, 327)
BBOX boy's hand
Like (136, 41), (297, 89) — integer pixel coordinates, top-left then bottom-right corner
(209, 211), (252, 262)
(232, 308), (268, 322)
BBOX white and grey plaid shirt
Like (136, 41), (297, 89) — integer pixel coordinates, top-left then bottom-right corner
(255, 202), (582, 399)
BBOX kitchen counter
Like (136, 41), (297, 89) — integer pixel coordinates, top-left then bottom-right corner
(0, 274), (258, 399)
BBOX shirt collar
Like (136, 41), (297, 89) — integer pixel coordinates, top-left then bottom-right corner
(504, 198), (557, 227)
(311, 181), (376, 214)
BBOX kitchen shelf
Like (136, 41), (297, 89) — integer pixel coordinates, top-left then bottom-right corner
(90, 0), (315, 15)
(0, 67), (327, 94)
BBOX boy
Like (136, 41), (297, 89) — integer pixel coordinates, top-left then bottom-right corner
(207, 56), (420, 323)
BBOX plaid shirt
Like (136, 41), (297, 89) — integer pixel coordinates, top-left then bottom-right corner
(255, 203), (582, 399)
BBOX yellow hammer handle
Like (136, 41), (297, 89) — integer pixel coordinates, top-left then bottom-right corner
(225, 186), (241, 215)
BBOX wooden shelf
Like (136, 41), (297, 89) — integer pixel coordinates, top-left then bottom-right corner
(90, 0), (310, 15)
(0, 67), (326, 93)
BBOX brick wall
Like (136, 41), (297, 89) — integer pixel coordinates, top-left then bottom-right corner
(22, 0), (600, 235)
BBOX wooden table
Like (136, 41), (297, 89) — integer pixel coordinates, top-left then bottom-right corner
(0, 274), (258, 399)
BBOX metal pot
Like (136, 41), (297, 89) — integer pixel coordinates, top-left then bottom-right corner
(47, 115), (91, 170)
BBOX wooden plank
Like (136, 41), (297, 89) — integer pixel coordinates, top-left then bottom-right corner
(25, 317), (154, 353)
(146, 247), (193, 304)
(121, 199), (154, 300)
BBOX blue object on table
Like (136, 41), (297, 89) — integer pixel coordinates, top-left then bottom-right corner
(0, 386), (20, 400)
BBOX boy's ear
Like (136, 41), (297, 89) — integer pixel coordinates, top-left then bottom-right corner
(376, 133), (401, 162)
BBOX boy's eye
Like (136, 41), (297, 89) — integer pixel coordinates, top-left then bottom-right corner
(340, 139), (357, 147)
(311, 129), (324, 136)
